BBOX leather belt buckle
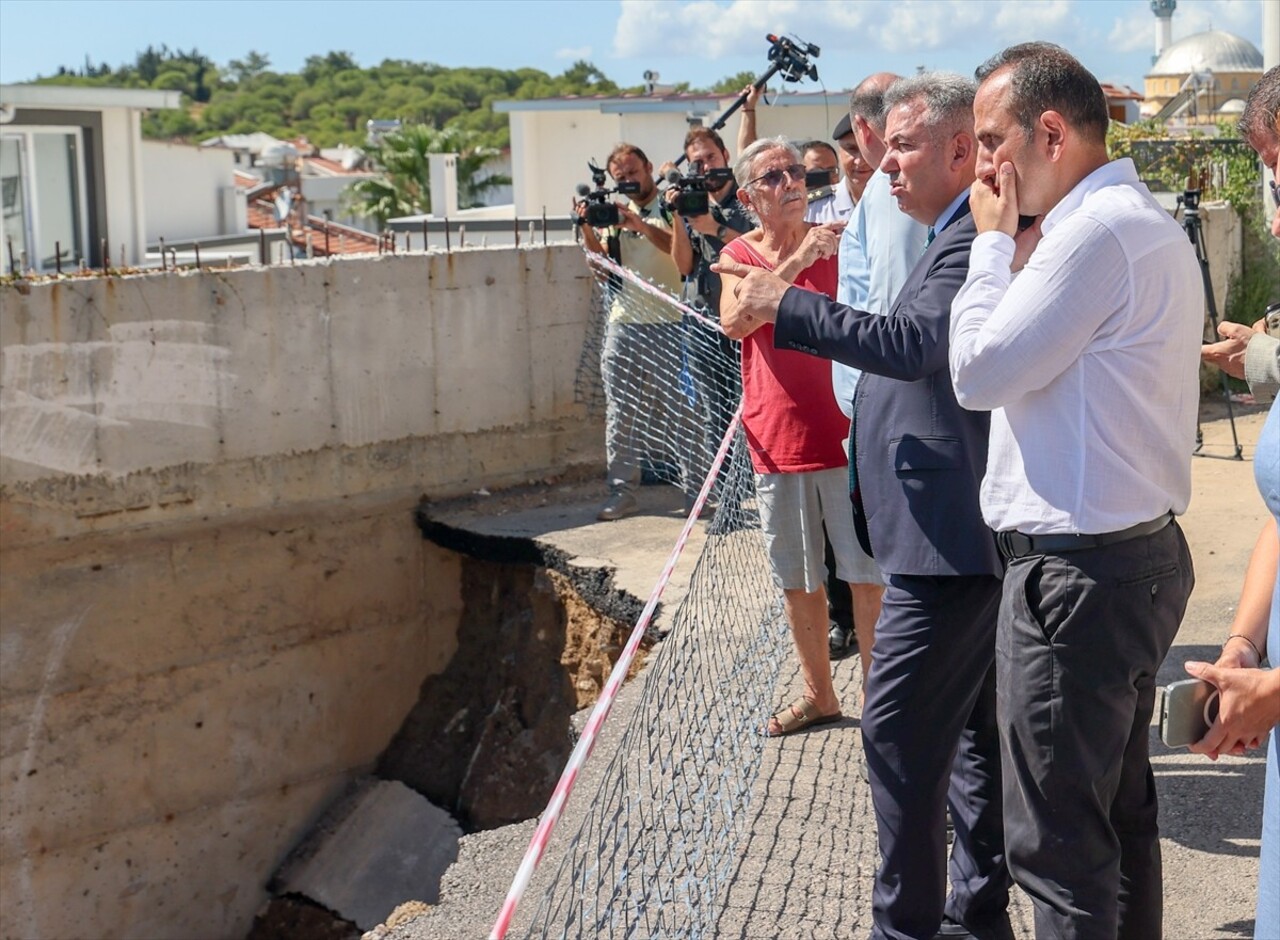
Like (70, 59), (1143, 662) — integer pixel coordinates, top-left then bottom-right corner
(996, 529), (1032, 561)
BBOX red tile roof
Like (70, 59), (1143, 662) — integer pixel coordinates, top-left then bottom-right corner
(1101, 83), (1144, 101)
(303, 154), (370, 176)
(245, 181), (384, 256)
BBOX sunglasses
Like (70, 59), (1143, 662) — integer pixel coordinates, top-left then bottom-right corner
(747, 163), (806, 188)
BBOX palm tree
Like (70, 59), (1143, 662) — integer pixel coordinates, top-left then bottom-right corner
(344, 124), (511, 227)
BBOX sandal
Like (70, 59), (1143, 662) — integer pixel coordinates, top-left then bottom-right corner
(766, 698), (842, 737)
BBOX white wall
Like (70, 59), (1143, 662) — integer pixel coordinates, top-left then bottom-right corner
(300, 174), (376, 231)
(143, 141), (237, 242)
(98, 106), (146, 265)
(0, 246), (599, 940)
(508, 99), (850, 217)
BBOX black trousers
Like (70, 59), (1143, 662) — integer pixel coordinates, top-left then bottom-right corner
(997, 522), (1194, 939)
(863, 573), (1012, 940)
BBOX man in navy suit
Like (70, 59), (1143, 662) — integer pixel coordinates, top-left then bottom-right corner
(716, 73), (1010, 940)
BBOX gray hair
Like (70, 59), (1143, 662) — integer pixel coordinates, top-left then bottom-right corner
(1239, 65), (1280, 147)
(732, 136), (802, 191)
(849, 72), (900, 133)
(882, 72), (976, 140)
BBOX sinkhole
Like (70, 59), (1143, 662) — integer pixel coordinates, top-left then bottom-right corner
(247, 500), (654, 939)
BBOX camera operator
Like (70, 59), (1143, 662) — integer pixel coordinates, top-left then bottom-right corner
(667, 127), (755, 511)
(576, 144), (676, 270)
(669, 128), (755, 313)
(575, 143), (687, 522)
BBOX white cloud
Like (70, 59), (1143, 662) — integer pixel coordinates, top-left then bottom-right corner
(1107, 5), (1156, 53)
(993, 0), (1073, 39)
(613, 0), (1088, 61)
(1107, 0), (1262, 54)
(556, 45), (593, 60)
(613, 0), (800, 59)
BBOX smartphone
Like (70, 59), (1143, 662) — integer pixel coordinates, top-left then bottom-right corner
(1159, 678), (1220, 748)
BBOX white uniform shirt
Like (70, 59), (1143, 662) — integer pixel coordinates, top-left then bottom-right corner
(949, 158), (1203, 534)
(805, 187), (851, 224)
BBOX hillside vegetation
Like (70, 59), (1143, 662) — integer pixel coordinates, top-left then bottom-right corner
(33, 47), (754, 151)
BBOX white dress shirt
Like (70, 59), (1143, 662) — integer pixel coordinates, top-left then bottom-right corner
(949, 158), (1203, 535)
(831, 170), (929, 417)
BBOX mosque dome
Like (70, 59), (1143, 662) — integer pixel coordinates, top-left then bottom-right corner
(1148, 30), (1263, 77)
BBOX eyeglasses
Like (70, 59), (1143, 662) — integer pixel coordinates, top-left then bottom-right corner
(747, 163), (806, 188)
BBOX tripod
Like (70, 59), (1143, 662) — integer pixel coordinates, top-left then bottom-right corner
(1179, 186), (1243, 460)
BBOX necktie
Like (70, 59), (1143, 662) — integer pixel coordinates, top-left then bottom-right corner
(926, 226), (936, 246)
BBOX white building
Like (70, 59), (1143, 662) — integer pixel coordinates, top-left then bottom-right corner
(201, 133), (381, 233)
(142, 141), (245, 244)
(494, 90), (854, 218)
(0, 83), (180, 273)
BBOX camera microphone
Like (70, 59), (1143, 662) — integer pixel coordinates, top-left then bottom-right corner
(665, 169), (682, 185)
(575, 183), (591, 197)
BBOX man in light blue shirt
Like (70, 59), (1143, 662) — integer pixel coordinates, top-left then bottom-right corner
(829, 73), (929, 673)
(833, 75), (930, 419)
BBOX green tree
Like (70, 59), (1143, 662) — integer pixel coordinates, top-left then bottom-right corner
(344, 124), (512, 227)
(712, 71), (757, 95)
(227, 50), (271, 84)
(302, 51), (359, 83)
(30, 46), (637, 150)
(557, 60), (617, 94)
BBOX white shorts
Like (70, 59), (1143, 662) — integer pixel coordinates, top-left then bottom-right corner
(755, 466), (880, 592)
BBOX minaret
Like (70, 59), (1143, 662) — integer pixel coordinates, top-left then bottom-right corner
(1151, 0), (1176, 63)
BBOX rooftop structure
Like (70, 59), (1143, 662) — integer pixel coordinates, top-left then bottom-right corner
(0, 83), (180, 272)
(1142, 30), (1264, 123)
(495, 89), (852, 218)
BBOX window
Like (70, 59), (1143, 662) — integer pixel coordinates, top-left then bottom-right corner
(1, 127), (89, 273)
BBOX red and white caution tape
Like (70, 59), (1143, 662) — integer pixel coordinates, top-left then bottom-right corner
(489, 396), (744, 939)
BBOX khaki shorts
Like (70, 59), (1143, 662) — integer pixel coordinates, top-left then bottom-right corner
(755, 466), (880, 592)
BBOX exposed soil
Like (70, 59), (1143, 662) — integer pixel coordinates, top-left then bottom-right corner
(376, 542), (650, 832)
(245, 896), (360, 940)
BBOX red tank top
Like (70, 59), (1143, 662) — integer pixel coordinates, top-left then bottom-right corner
(720, 238), (848, 474)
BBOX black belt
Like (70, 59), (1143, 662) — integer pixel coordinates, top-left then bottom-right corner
(996, 513), (1174, 562)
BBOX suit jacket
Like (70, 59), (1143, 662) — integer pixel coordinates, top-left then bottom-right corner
(774, 202), (1001, 578)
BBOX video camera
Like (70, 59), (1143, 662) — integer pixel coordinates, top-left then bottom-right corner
(765, 33), (820, 84)
(671, 33), (821, 169)
(574, 160), (641, 228)
(664, 162), (736, 217)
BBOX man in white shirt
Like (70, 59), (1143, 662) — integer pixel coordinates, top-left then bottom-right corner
(950, 43), (1202, 938)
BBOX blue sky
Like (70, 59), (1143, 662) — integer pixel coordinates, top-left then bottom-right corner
(0, 0), (1265, 93)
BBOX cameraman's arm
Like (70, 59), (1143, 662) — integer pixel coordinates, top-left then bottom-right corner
(574, 201), (608, 257)
(670, 206), (696, 277)
(619, 205), (673, 253)
(737, 83), (762, 155)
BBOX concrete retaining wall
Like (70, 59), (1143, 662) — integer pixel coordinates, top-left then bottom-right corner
(0, 245), (598, 939)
